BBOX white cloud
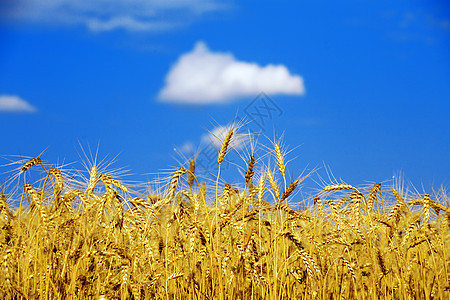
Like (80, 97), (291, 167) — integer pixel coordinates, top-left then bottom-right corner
(3, 0), (230, 32)
(158, 42), (305, 104)
(0, 95), (37, 113)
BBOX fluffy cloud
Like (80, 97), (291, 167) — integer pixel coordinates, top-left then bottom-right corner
(0, 95), (37, 113)
(158, 42), (305, 104)
(2, 0), (229, 32)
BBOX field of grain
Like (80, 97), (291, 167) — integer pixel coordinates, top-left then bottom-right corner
(1, 128), (449, 299)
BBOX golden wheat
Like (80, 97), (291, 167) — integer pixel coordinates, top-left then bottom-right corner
(21, 157), (42, 172)
(244, 153), (255, 188)
(218, 130), (233, 165)
(323, 183), (356, 192)
(0, 131), (448, 300)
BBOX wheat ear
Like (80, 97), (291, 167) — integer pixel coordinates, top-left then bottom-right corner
(368, 183), (381, 213)
(323, 184), (356, 192)
(22, 157), (42, 172)
(267, 169), (280, 200)
(274, 144), (286, 190)
(188, 158), (195, 190)
(423, 193), (431, 224)
(244, 153), (255, 188)
(218, 130), (233, 165)
(216, 128), (234, 210)
(168, 168), (188, 199)
(280, 179), (299, 203)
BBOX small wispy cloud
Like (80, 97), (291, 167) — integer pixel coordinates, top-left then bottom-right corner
(0, 95), (37, 113)
(87, 16), (177, 33)
(173, 123), (251, 173)
(201, 124), (249, 150)
(3, 0), (230, 33)
(174, 141), (195, 155)
(382, 10), (450, 45)
(176, 123), (249, 156)
(158, 41), (305, 104)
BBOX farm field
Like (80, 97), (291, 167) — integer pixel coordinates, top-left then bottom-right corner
(2, 1), (450, 299)
(1, 128), (449, 299)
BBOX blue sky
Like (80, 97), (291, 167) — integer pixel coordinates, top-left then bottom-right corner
(0, 0), (449, 193)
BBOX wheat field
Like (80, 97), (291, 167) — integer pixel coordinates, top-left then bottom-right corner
(0, 128), (449, 299)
